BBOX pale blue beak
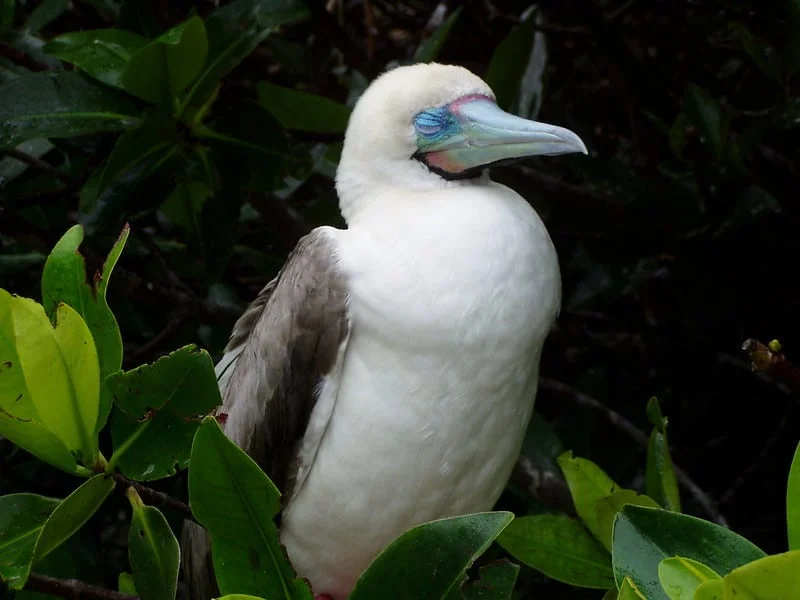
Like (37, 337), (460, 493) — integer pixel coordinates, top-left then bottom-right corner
(414, 95), (587, 177)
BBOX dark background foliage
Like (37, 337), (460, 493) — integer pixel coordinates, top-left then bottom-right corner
(1, 1), (797, 598)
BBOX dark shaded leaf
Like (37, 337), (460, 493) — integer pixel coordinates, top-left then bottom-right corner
(178, 0), (310, 117)
(25, 0), (68, 34)
(258, 81), (350, 134)
(0, 494), (60, 587)
(44, 28), (147, 90)
(484, 8), (536, 111)
(0, 71), (140, 149)
(127, 491), (179, 600)
(414, 6), (462, 63)
(459, 560), (518, 600)
(118, 0), (161, 37)
(498, 514), (614, 589)
(122, 16), (208, 106)
(350, 512), (514, 600)
(612, 505), (766, 600)
(107, 345), (221, 481)
(188, 416), (312, 599)
(683, 84), (726, 159)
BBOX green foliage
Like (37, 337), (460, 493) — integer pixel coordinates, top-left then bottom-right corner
(645, 398), (681, 513)
(788, 442), (800, 550)
(350, 512), (513, 600)
(127, 489), (180, 600)
(497, 513), (614, 589)
(189, 416), (312, 599)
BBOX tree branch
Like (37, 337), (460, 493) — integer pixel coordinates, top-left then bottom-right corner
(0, 43), (50, 71)
(110, 472), (194, 521)
(539, 377), (729, 527)
(0, 148), (77, 186)
(24, 573), (138, 600)
(741, 338), (800, 394)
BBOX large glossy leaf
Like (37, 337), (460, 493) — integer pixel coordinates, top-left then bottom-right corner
(497, 514), (614, 589)
(658, 556), (721, 600)
(788, 442), (800, 550)
(257, 81), (350, 134)
(4, 475), (115, 590)
(0, 71), (140, 149)
(558, 451), (658, 550)
(413, 6), (463, 63)
(44, 29), (147, 90)
(0, 494), (60, 588)
(41, 224), (129, 434)
(612, 505), (766, 600)
(189, 416), (312, 599)
(350, 512), (514, 600)
(459, 559), (518, 600)
(484, 8), (536, 111)
(122, 16), (208, 105)
(645, 398), (681, 512)
(8, 296), (100, 464)
(127, 490), (180, 600)
(108, 345), (221, 481)
(694, 580), (723, 600)
(723, 551), (800, 599)
(179, 0), (310, 117)
(80, 110), (179, 214)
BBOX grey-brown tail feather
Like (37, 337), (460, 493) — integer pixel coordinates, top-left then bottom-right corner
(181, 519), (219, 600)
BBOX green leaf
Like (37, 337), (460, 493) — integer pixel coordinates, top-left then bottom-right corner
(257, 81), (350, 134)
(189, 416), (312, 599)
(25, 0), (68, 33)
(612, 505), (766, 600)
(0, 0), (14, 33)
(43, 29), (148, 90)
(617, 577), (646, 599)
(498, 514), (613, 589)
(0, 493), (60, 588)
(683, 84), (726, 159)
(484, 9), (536, 111)
(122, 16), (208, 106)
(558, 451), (658, 550)
(8, 295), (100, 464)
(657, 556), (721, 600)
(108, 345), (221, 481)
(459, 560), (519, 600)
(645, 398), (681, 512)
(788, 442), (800, 550)
(215, 596), (267, 600)
(0, 71), (140, 149)
(80, 110), (179, 215)
(4, 475), (114, 590)
(723, 551), (800, 599)
(161, 180), (212, 231)
(414, 6), (463, 63)
(127, 491), (180, 600)
(41, 224), (129, 434)
(179, 0), (310, 117)
(693, 579), (723, 600)
(119, 572), (137, 595)
(350, 512), (514, 600)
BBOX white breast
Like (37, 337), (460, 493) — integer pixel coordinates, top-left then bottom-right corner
(280, 181), (560, 599)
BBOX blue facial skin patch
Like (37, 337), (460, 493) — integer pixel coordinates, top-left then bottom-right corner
(414, 106), (461, 152)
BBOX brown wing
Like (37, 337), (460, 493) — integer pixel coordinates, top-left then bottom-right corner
(182, 228), (350, 599)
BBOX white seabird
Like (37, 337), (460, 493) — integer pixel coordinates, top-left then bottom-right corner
(183, 62), (587, 599)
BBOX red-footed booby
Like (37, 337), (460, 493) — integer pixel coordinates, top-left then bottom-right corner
(183, 62), (587, 599)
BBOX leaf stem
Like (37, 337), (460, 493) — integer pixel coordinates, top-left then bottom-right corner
(110, 472), (194, 520)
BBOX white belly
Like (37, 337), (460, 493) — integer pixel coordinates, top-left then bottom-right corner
(280, 182), (560, 598)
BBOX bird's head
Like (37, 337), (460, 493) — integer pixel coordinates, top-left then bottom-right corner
(336, 62), (587, 222)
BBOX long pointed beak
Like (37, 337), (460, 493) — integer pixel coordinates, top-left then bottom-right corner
(418, 96), (587, 176)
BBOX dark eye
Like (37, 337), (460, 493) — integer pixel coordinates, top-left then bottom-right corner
(414, 110), (445, 136)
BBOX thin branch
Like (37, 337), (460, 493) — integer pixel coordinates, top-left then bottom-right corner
(741, 338), (800, 394)
(24, 573), (138, 600)
(1, 149), (77, 186)
(0, 43), (50, 71)
(110, 472), (195, 521)
(539, 377), (729, 527)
